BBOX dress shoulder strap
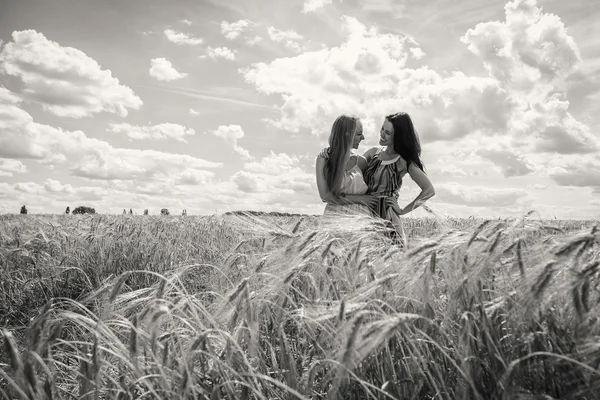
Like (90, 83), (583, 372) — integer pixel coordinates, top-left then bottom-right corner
(347, 154), (358, 169)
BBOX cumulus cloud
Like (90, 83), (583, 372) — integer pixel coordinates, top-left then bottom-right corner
(207, 46), (235, 60)
(44, 178), (76, 194)
(460, 0), (597, 153)
(242, 1), (596, 178)
(174, 169), (215, 185)
(548, 155), (600, 188)
(243, 17), (493, 141)
(163, 29), (203, 45)
(0, 30), (142, 118)
(181, 19), (192, 26)
(476, 147), (535, 177)
(149, 58), (187, 81)
(303, 0), (332, 13)
(247, 36), (263, 46)
(461, 0), (581, 97)
(208, 125), (252, 159)
(437, 165), (468, 178)
(231, 152), (314, 201)
(0, 89), (221, 182)
(409, 47), (426, 60)
(220, 19), (252, 40)
(108, 123), (196, 142)
(267, 27), (304, 52)
(0, 158), (27, 177)
(435, 182), (527, 207)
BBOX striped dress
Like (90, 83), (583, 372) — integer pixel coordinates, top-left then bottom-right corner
(363, 147), (408, 241)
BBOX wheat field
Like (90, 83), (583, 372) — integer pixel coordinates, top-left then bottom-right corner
(1, 212), (600, 399)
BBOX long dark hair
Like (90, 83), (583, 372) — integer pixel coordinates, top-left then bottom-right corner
(324, 114), (358, 195)
(387, 112), (425, 172)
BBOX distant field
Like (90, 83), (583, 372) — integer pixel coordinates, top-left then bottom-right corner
(1, 213), (600, 399)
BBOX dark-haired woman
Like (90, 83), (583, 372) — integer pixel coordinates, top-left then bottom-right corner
(362, 112), (435, 240)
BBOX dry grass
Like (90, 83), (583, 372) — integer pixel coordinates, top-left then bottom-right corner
(1, 212), (600, 399)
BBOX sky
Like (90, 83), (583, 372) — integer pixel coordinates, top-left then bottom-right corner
(0, 0), (599, 219)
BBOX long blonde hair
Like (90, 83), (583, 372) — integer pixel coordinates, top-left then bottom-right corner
(324, 114), (358, 196)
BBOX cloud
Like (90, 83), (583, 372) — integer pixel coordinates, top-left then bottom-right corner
(230, 152), (315, 204)
(409, 47), (425, 60)
(163, 29), (203, 45)
(526, 95), (598, 154)
(0, 179), (106, 210)
(242, 1), (596, 177)
(220, 19), (252, 40)
(44, 178), (76, 194)
(181, 19), (192, 26)
(303, 0), (332, 13)
(267, 27), (304, 52)
(207, 46), (235, 60)
(548, 155), (600, 188)
(0, 158), (27, 177)
(243, 17), (492, 140)
(437, 165), (468, 178)
(108, 122), (196, 142)
(208, 125), (252, 159)
(247, 36), (263, 46)
(0, 89), (221, 182)
(530, 184), (547, 190)
(460, 0), (597, 153)
(174, 169), (215, 185)
(189, 108), (199, 115)
(461, 0), (581, 98)
(0, 30), (142, 118)
(435, 182), (528, 207)
(359, 0), (406, 13)
(476, 147), (535, 177)
(149, 58), (187, 81)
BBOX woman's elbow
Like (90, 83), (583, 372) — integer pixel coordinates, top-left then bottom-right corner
(424, 186), (435, 199)
(321, 194), (335, 204)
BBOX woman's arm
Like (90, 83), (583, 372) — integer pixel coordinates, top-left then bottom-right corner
(316, 156), (339, 204)
(362, 147), (378, 164)
(316, 156), (376, 207)
(356, 155), (368, 173)
(398, 162), (435, 215)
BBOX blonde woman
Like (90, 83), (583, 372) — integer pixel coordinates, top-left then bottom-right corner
(316, 114), (377, 215)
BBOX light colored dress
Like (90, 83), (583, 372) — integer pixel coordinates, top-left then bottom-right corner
(318, 148), (370, 216)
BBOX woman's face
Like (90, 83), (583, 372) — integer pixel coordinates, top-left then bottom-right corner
(352, 120), (364, 149)
(379, 119), (394, 147)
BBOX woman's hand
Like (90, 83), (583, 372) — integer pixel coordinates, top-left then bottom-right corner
(346, 194), (378, 208)
(385, 197), (403, 215)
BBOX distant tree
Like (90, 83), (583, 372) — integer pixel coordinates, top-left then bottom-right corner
(20, 205), (27, 214)
(72, 206), (96, 214)
(65, 206), (70, 215)
(144, 209), (148, 215)
(129, 208), (133, 215)
(123, 209), (127, 215)
(161, 208), (170, 216)
(182, 209), (187, 216)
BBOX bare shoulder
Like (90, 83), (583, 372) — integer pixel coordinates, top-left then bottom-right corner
(362, 146), (379, 160)
(396, 156), (408, 171)
(356, 155), (368, 170)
